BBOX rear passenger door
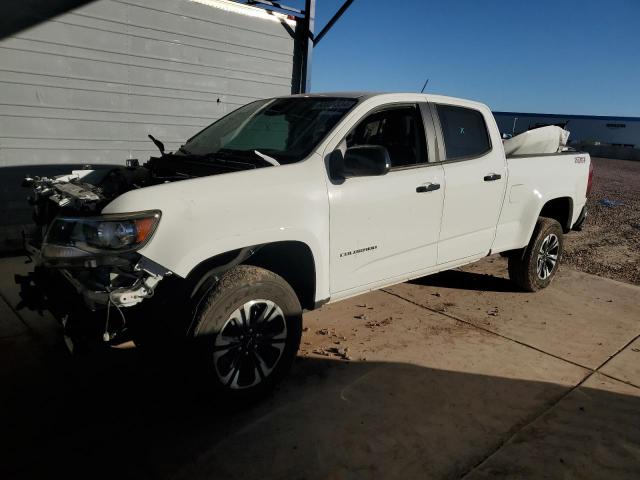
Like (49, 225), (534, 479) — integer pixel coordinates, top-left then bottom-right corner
(432, 103), (507, 264)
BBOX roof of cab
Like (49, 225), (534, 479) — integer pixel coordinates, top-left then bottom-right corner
(284, 92), (377, 99)
(280, 92), (488, 109)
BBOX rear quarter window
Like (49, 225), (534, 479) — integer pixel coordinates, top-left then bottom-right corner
(436, 104), (491, 159)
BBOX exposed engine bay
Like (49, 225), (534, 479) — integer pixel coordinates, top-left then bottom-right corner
(24, 154), (262, 233)
(21, 153), (265, 349)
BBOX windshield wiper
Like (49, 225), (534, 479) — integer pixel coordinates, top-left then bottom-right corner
(253, 150), (280, 166)
(173, 148), (278, 169)
(215, 148), (280, 167)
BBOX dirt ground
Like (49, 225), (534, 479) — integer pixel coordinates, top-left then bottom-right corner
(563, 157), (640, 285)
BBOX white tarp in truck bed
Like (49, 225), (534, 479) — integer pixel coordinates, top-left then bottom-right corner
(503, 126), (571, 156)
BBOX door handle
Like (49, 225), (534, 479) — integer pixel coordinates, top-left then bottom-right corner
(416, 183), (440, 193)
(483, 173), (502, 181)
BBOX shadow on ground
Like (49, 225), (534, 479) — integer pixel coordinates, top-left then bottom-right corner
(1, 335), (638, 480)
(410, 268), (520, 293)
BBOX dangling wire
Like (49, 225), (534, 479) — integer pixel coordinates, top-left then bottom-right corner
(104, 289), (127, 342)
(110, 292), (127, 329)
(103, 296), (112, 342)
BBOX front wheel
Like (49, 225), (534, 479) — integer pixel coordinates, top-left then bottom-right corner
(190, 265), (302, 400)
(508, 217), (564, 292)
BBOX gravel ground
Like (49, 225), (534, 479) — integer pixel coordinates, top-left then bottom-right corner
(564, 157), (640, 285)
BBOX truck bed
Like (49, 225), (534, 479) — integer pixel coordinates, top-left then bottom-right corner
(492, 151), (591, 253)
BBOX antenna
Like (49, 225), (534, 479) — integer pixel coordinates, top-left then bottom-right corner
(420, 78), (430, 93)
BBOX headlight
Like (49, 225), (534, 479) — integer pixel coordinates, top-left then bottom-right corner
(42, 210), (161, 257)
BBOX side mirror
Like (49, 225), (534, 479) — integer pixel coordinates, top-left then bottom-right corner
(333, 145), (391, 179)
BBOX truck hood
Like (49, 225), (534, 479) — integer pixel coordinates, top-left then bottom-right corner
(24, 153), (272, 229)
(101, 154), (328, 278)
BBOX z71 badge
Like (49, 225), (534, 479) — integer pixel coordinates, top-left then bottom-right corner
(574, 156), (586, 164)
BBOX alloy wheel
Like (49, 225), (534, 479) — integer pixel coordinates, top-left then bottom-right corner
(537, 233), (559, 280)
(213, 299), (287, 389)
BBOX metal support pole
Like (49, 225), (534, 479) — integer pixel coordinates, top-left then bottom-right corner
(299, 0), (315, 93)
(314, 0), (354, 46)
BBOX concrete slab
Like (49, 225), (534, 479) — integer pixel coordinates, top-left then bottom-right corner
(600, 337), (640, 388)
(0, 256), (60, 342)
(0, 288), (587, 479)
(0, 293), (27, 338)
(300, 290), (587, 385)
(386, 257), (640, 369)
(175, 291), (588, 480)
(0, 254), (638, 479)
(465, 373), (640, 479)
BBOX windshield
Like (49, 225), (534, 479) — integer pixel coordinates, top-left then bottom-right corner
(181, 97), (358, 164)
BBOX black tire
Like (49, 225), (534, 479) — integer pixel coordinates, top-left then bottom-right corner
(508, 217), (564, 292)
(190, 265), (302, 401)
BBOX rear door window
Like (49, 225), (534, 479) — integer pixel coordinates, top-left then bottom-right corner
(436, 105), (491, 159)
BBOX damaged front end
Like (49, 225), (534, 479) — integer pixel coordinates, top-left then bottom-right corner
(21, 165), (175, 350)
(21, 152), (264, 349)
(39, 210), (165, 308)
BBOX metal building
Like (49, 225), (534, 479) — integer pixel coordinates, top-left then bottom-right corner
(0, 0), (354, 249)
(493, 111), (640, 160)
(0, 0), (306, 167)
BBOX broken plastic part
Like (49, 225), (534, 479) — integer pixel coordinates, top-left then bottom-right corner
(503, 126), (570, 156)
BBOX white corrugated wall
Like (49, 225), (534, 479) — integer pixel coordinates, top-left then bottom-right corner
(0, 0), (297, 166)
(0, 0), (298, 247)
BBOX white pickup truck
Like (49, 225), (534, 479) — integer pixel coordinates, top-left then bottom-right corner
(23, 92), (592, 399)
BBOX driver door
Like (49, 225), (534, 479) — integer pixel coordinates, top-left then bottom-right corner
(327, 103), (445, 295)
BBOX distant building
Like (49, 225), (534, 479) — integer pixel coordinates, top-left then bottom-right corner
(493, 111), (640, 160)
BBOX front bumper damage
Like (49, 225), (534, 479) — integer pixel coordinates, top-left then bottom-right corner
(19, 170), (182, 351)
(22, 238), (174, 351)
(60, 258), (165, 309)
(25, 239), (170, 310)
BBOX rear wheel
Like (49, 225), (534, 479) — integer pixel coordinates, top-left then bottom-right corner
(190, 265), (302, 400)
(508, 217), (564, 292)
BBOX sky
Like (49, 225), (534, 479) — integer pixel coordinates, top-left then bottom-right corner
(302, 0), (640, 117)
